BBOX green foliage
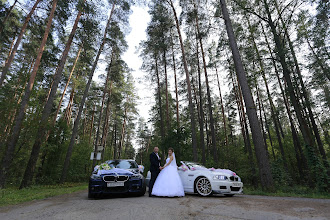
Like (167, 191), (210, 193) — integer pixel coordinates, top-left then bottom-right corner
(0, 183), (87, 207)
(304, 144), (329, 192)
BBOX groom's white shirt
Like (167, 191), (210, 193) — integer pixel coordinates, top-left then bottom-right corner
(155, 152), (160, 160)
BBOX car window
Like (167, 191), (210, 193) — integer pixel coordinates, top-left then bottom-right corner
(107, 160), (138, 169)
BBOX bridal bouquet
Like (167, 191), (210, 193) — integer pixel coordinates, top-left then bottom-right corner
(138, 165), (144, 173)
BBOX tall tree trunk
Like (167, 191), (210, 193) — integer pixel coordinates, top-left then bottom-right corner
(194, 5), (218, 163)
(20, 6), (84, 188)
(255, 85), (269, 156)
(170, 31), (180, 128)
(60, 3), (116, 183)
(0, 0), (42, 87)
(92, 53), (114, 168)
(155, 56), (165, 140)
(274, 1), (328, 166)
(262, 0), (316, 157)
(113, 123), (117, 159)
(0, 0), (58, 188)
(89, 104), (96, 144)
(100, 81), (113, 161)
(220, 0), (274, 189)
(261, 23), (307, 174)
(54, 46), (82, 124)
(247, 17), (289, 173)
(196, 39), (206, 165)
(163, 49), (170, 131)
(167, 0), (198, 161)
(118, 108), (127, 159)
(231, 70), (257, 187)
(216, 67), (228, 145)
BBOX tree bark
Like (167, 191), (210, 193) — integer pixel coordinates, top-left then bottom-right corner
(100, 81), (113, 161)
(0, 0), (42, 87)
(196, 39), (206, 165)
(163, 49), (170, 131)
(0, 0), (58, 189)
(216, 67), (228, 145)
(155, 56), (165, 140)
(60, 3), (116, 183)
(220, 0), (274, 189)
(170, 31), (180, 128)
(167, 0), (198, 161)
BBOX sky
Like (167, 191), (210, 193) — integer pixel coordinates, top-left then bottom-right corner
(122, 6), (152, 123)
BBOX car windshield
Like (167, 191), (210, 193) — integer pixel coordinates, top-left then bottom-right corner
(107, 160), (138, 169)
(183, 161), (206, 169)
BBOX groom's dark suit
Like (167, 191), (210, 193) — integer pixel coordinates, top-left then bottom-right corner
(149, 152), (161, 196)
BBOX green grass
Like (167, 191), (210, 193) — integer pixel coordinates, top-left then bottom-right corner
(0, 182), (88, 207)
(243, 186), (330, 199)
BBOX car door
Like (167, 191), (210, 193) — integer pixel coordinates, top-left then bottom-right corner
(178, 163), (195, 193)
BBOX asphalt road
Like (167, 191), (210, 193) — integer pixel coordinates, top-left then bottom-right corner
(0, 190), (329, 220)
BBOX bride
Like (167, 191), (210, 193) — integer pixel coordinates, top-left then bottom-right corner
(151, 148), (185, 197)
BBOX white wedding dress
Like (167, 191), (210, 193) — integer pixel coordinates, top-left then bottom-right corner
(151, 152), (185, 197)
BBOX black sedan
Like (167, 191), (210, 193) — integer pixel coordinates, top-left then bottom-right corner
(88, 159), (146, 198)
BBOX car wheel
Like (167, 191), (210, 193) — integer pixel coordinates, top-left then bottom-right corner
(195, 177), (212, 196)
(224, 194), (234, 197)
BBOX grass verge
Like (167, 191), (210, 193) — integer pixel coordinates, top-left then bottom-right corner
(0, 182), (88, 207)
(243, 186), (330, 199)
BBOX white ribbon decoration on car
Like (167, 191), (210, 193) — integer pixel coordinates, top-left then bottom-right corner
(97, 168), (134, 176)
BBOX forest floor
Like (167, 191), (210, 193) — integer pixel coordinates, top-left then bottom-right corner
(0, 189), (329, 220)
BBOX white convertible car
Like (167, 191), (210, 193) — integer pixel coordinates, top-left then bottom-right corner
(146, 161), (243, 197)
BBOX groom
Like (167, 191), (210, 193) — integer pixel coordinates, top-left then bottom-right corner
(149, 146), (162, 197)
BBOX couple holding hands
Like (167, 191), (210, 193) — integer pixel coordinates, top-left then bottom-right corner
(148, 147), (185, 197)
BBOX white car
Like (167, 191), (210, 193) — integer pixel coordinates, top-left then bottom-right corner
(146, 161), (243, 197)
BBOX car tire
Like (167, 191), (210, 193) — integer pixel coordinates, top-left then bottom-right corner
(224, 194), (234, 197)
(88, 191), (95, 199)
(138, 181), (147, 196)
(195, 177), (213, 197)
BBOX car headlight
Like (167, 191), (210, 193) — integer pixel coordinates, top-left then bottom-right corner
(91, 174), (102, 180)
(213, 175), (227, 180)
(131, 174), (142, 179)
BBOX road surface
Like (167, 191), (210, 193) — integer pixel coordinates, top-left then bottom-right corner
(0, 190), (329, 220)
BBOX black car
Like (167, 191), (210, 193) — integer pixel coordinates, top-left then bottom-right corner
(88, 159), (146, 198)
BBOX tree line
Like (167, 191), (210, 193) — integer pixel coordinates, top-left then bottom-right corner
(136, 0), (329, 192)
(0, 0), (140, 189)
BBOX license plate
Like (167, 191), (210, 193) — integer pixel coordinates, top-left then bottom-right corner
(232, 183), (241, 187)
(107, 182), (124, 187)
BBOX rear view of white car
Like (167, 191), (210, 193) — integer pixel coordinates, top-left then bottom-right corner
(146, 161), (243, 197)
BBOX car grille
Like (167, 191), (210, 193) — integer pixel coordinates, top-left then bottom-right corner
(230, 186), (241, 191)
(103, 175), (129, 182)
(229, 176), (239, 181)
